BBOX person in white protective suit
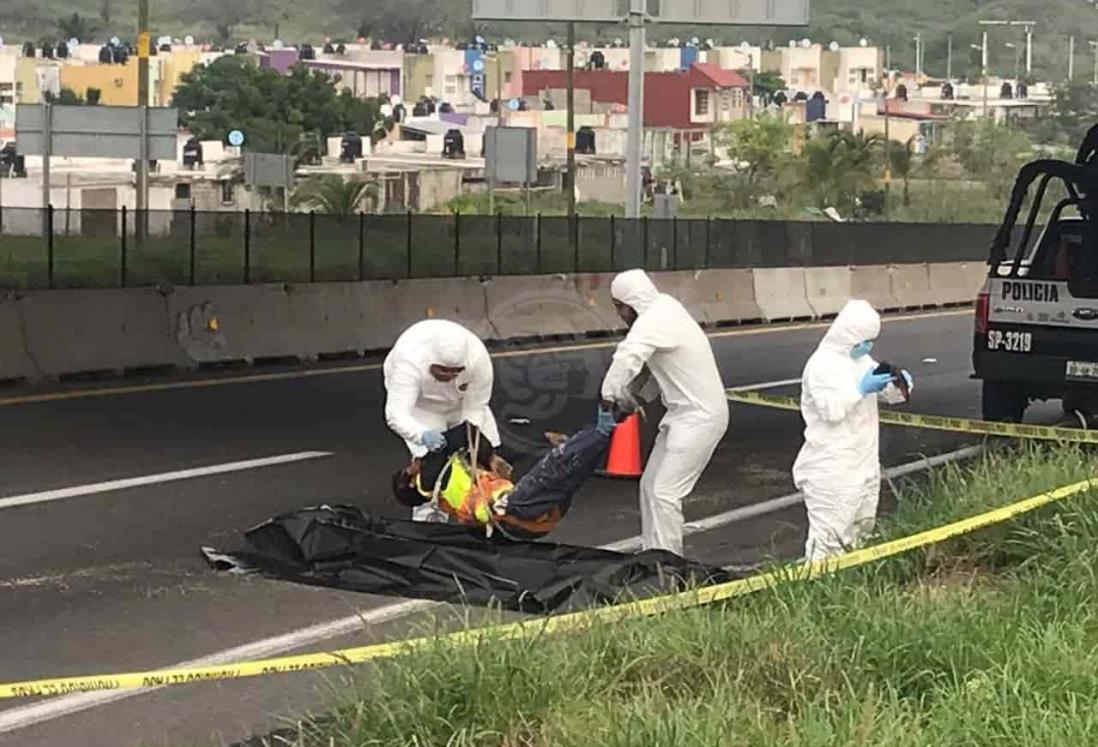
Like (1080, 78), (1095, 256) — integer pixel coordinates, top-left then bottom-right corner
(600, 269), (729, 556)
(384, 319), (500, 522)
(793, 300), (914, 561)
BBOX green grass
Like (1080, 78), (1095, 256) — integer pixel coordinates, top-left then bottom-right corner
(234, 445), (1098, 746)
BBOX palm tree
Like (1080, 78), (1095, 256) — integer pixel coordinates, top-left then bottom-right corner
(290, 176), (378, 215)
(887, 137), (915, 206)
(802, 131), (881, 213)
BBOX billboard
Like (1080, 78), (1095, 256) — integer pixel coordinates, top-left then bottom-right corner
(472, 0), (626, 21)
(473, 0), (809, 23)
(485, 126), (537, 185)
(16, 104), (178, 160)
(656, 0), (809, 25)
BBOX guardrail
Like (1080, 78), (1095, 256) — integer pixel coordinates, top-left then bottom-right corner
(0, 207), (996, 290)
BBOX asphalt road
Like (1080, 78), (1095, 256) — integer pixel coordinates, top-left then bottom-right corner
(0, 308), (1009, 746)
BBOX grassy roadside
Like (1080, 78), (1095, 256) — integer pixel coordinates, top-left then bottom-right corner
(240, 445), (1098, 747)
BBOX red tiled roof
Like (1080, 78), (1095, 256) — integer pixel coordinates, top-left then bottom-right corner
(692, 62), (749, 89)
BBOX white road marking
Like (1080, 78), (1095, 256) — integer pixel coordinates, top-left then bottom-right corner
(728, 377), (801, 392)
(0, 452), (333, 512)
(0, 444), (981, 733)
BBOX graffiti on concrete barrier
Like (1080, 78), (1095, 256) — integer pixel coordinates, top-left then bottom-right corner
(175, 302), (226, 361)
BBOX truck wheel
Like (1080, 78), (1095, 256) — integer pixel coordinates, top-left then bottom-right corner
(981, 380), (1027, 423)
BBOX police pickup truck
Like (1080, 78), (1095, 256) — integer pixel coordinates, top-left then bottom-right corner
(973, 125), (1098, 422)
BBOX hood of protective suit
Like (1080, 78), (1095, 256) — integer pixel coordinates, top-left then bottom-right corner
(819, 300), (881, 355)
(430, 333), (470, 368)
(611, 269), (660, 314)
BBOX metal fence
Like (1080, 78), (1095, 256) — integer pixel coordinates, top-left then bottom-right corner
(0, 207), (997, 290)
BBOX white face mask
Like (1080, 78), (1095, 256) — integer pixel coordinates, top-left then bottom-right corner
(850, 340), (874, 359)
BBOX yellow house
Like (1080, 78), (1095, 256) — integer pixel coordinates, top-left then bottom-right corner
(59, 58), (164, 106)
(158, 48), (203, 105)
(403, 52), (435, 102)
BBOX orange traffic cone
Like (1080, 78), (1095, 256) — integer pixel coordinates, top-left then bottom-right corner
(597, 412), (643, 479)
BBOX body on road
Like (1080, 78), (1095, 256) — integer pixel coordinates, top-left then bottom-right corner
(600, 269), (730, 555)
(383, 319), (500, 521)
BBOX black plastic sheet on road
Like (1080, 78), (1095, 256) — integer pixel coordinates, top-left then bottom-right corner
(203, 505), (739, 613)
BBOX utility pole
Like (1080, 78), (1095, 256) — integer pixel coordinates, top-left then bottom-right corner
(982, 31), (989, 117)
(1069, 36), (1075, 80)
(1024, 24), (1033, 76)
(746, 52), (754, 119)
(913, 33), (922, 78)
(947, 32), (953, 81)
(1091, 41), (1098, 86)
(624, 0), (646, 219)
(136, 0), (150, 221)
(566, 21), (576, 226)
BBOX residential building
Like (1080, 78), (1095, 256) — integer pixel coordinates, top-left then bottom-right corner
(305, 59), (403, 99)
(522, 63), (749, 131)
(59, 57), (163, 106)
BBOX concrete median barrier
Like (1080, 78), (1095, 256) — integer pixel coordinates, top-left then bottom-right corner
(5, 260), (981, 382)
(889, 264), (933, 309)
(804, 267), (853, 318)
(168, 285), (310, 364)
(928, 262), (984, 307)
(752, 268), (814, 321)
(851, 265), (900, 312)
(0, 294), (37, 381)
(388, 277), (492, 341)
(573, 273), (626, 335)
(485, 275), (609, 340)
(20, 288), (184, 377)
(670, 269), (762, 325)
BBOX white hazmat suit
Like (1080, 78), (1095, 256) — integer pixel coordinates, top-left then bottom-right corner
(383, 319), (500, 522)
(601, 270), (729, 555)
(792, 300), (909, 560)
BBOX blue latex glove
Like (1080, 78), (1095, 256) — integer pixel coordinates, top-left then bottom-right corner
(421, 429), (447, 452)
(596, 405), (618, 436)
(858, 369), (894, 396)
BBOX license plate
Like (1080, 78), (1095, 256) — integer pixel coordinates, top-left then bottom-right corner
(987, 330), (1032, 353)
(1067, 361), (1098, 381)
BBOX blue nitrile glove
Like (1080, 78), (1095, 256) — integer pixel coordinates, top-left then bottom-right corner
(421, 429), (447, 452)
(596, 405), (618, 436)
(858, 369), (894, 396)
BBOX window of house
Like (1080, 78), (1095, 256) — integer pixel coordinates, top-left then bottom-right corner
(694, 89), (710, 117)
(504, 71), (513, 84)
(425, 74), (434, 87)
(174, 183), (192, 200)
(220, 181), (235, 205)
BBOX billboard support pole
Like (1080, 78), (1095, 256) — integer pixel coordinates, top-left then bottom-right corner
(41, 103), (51, 209)
(625, 0), (645, 219)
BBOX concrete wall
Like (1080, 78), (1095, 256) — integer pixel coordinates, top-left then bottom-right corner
(0, 262), (982, 382)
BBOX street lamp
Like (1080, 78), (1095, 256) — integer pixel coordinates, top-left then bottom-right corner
(971, 41), (989, 117)
(1091, 40), (1098, 85)
(980, 19), (1035, 76)
(1005, 42), (1020, 82)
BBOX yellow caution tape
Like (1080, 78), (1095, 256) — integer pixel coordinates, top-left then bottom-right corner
(1, 476), (1093, 700)
(726, 388), (1098, 444)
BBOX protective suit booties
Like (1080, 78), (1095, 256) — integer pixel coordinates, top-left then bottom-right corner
(601, 269), (729, 555)
(383, 319), (500, 522)
(793, 300), (912, 561)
